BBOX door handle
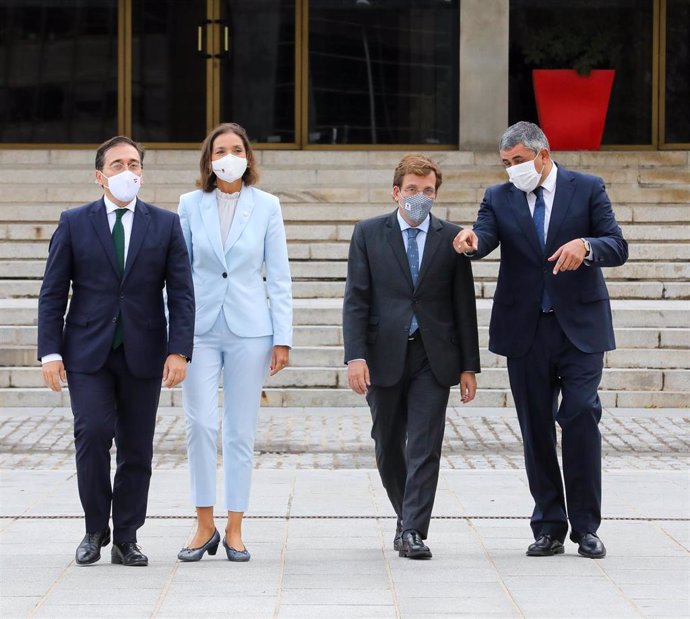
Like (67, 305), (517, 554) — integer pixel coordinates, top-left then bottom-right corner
(196, 20), (230, 59)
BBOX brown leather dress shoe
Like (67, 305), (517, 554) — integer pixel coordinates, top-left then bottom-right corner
(526, 535), (565, 557)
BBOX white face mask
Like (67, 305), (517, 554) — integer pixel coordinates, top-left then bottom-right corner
(101, 170), (142, 202)
(212, 153), (247, 183)
(506, 155), (543, 193)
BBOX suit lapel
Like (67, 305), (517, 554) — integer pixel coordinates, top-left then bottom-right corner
(123, 199), (150, 281)
(415, 215), (443, 289)
(545, 166), (575, 256)
(385, 211), (414, 288)
(199, 190), (227, 267)
(225, 187), (254, 254)
(508, 185), (543, 261)
(89, 198), (121, 277)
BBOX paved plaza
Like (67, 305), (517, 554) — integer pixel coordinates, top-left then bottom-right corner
(1, 406), (688, 618)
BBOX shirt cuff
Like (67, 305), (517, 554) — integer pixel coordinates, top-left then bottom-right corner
(347, 358), (366, 364)
(41, 353), (63, 364)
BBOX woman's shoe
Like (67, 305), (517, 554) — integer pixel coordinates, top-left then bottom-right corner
(222, 535), (251, 562)
(177, 529), (220, 562)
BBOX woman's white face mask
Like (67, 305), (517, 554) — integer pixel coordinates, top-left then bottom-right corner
(212, 153), (247, 183)
(506, 152), (544, 193)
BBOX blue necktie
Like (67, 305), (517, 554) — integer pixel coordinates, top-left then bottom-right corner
(406, 227), (420, 334)
(532, 186), (552, 312)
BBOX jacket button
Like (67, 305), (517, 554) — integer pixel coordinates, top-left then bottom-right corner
(222, 272), (228, 278)
(112, 317), (117, 323)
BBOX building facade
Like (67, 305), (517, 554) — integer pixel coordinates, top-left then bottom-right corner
(1, 0), (688, 150)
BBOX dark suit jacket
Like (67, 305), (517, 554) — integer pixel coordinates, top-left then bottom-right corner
(343, 210), (480, 388)
(38, 198), (195, 378)
(472, 165), (628, 358)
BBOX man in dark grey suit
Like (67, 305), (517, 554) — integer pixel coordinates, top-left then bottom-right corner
(343, 154), (480, 559)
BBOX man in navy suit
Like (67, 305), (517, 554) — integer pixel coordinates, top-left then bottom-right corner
(454, 122), (627, 559)
(38, 136), (195, 566)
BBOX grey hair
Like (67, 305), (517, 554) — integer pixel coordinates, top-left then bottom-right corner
(499, 121), (550, 154)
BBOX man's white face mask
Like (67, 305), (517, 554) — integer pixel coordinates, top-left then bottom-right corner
(506, 153), (544, 193)
(101, 170), (142, 202)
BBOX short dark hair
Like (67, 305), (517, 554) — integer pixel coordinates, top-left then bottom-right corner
(196, 123), (259, 192)
(95, 136), (144, 171)
(393, 154), (443, 191)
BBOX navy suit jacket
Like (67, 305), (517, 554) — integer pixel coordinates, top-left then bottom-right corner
(343, 211), (480, 388)
(472, 166), (628, 357)
(38, 198), (195, 378)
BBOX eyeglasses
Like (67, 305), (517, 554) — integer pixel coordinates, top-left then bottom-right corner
(106, 161), (142, 173)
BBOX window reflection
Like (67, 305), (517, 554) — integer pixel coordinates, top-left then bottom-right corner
(308, 0), (459, 145)
(665, 0), (690, 144)
(509, 0), (654, 146)
(0, 0), (118, 143)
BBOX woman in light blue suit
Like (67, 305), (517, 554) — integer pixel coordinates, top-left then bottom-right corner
(176, 123), (292, 562)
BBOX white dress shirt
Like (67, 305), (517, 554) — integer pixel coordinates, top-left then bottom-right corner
(41, 196), (136, 364)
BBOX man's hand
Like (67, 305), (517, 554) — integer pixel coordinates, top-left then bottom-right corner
(270, 345), (290, 376)
(459, 371), (477, 404)
(453, 229), (479, 254)
(347, 360), (371, 395)
(42, 360), (67, 392)
(163, 354), (187, 388)
(548, 239), (587, 274)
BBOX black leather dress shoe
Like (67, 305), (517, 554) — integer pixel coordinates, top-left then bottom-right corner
(111, 542), (148, 566)
(393, 520), (403, 551)
(76, 526), (111, 565)
(526, 535), (565, 557)
(570, 531), (606, 559)
(399, 530), (432, 560)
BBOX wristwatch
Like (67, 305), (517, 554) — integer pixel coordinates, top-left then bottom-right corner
(580, 238), (592, 259)
(176, 353), (191, 363)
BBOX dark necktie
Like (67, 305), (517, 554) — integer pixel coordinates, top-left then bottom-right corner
(532, 187), (552, 312)
(112, 208), (127, 349)
(406, 227), (420, 334)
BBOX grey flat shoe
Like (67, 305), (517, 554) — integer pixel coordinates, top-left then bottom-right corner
(222, 535), (250, 562)
(177, 529), (220, 562)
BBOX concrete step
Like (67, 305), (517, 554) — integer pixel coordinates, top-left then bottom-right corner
(4, 324), (686, 349)
(3, 241), (690, 269)
(0, 298), (687, 328)
(2, 279), (688, 300)
(1, 385), (688, 409)
(4, 196), (690, 233)
(2, 365), (684, 392)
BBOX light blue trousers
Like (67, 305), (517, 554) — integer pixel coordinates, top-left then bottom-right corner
(182, 313), (272, 512)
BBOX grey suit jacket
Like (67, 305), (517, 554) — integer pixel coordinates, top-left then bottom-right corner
(343, 210), (480, 388)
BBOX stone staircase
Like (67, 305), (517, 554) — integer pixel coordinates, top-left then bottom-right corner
(0, 149), (688, 408)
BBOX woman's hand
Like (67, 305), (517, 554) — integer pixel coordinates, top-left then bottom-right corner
(270, 345), (290, 376)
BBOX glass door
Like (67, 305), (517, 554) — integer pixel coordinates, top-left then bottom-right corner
(217, 0), (297, 145)
(130, 0), (209, 143)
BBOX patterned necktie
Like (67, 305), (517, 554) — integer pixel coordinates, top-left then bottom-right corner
(532, 186), (552, 311)
(111, 208), (127, 349)
(406, 227), (420, 334)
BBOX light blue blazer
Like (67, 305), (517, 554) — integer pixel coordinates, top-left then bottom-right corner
(177, 186), (292, 347)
